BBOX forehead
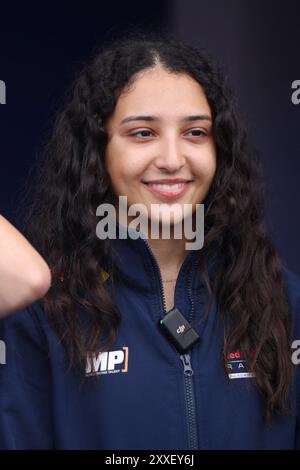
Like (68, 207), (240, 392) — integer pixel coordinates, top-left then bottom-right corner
(110, 67), (211, 122)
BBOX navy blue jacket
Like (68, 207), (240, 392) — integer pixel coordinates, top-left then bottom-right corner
(1, 233), (300, 450)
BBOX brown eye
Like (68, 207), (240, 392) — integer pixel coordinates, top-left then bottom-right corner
(130, 130), (153, 138)
(185, 129), (207, 137)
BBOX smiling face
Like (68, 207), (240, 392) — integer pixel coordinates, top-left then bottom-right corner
(104, 66), (217, 228)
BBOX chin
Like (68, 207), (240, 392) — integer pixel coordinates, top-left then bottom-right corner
(149, 213), (185, 233)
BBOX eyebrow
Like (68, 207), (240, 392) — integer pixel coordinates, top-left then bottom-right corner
(119, 114), (212, 126)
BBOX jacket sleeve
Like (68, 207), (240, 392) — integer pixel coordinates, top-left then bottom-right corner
(0, 303), (53, 449)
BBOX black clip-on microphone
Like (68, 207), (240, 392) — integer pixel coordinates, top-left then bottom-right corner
(159, 307), (200, 354)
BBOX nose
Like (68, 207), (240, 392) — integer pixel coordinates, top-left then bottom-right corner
(154, 135), (186, 172)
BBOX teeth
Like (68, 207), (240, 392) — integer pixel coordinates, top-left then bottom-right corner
(148, 183), (185, 190)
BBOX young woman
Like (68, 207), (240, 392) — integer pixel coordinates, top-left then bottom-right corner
(0, 32), (299, 450)
(0, 214), (51, 317)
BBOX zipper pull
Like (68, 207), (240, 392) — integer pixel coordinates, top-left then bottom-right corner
(180, 353), (194, 376)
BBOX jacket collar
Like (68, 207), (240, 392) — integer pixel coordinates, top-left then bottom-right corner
(110, 222), (209, 294)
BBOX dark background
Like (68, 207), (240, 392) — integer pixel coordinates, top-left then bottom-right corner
(0, 0), (299, 274)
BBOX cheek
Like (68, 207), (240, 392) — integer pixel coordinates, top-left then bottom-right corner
(192, 148), (217, 182)
(105, 149), (145, 189)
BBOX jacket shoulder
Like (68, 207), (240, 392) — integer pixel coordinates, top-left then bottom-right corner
(282, 267), (300, 300)
(0, 300), (49, 355)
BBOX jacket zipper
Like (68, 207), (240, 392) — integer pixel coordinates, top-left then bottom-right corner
(179, 353), (198, 450)
(179, 262), (199, 450)
(141, 237), (199, 450)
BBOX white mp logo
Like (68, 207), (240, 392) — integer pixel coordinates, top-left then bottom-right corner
(86, 346), (129, 376)
(0, 340), (6, 365)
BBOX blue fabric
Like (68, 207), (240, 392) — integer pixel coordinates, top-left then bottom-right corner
(0, 233), (300, 449)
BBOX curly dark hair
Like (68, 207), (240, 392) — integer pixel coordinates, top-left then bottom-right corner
(23, 29), (294, 422)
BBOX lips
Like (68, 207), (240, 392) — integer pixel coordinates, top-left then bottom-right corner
(142, 179), (192, 199)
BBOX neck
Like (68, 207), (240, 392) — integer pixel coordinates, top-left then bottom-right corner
(115, 218), (191, 280)
(146, 236), (188, 280)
